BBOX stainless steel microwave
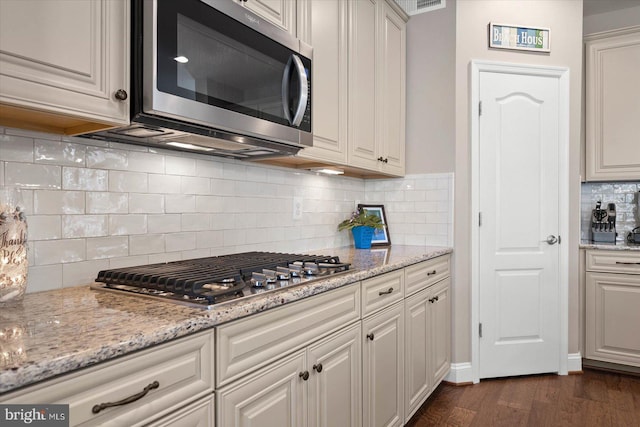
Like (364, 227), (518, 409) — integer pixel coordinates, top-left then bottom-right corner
(82, 0), (313, 160)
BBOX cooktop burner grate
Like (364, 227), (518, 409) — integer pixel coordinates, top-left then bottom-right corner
(94, 251), (349, 307)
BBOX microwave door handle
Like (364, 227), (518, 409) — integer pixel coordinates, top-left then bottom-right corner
(282, 56), (294, 125)
(281, 54), (308, 127)
(290, 54), (308, 127)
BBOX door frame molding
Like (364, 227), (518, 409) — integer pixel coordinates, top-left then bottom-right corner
(470, 60), (570, 383)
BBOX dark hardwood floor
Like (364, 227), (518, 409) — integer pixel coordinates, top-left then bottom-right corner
(405, 369), (640, 427)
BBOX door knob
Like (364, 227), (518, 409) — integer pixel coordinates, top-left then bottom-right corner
(543, 235), (558, 245)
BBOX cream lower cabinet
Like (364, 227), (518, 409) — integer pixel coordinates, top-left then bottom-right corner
(404, 260), (451, 423)
(363, 302), (405, 427)
(0, 0), (130, 135)
(217, 322), (362, 427)
(585, 250), (640, 367)
(0, 330), (214, 427)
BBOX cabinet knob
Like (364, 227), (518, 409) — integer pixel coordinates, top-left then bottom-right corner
(366, 333), (375, 341)
(377, 157), (389, 163)
(313, 363), (323, 373)
(378, 287), (394, 296)
(299, 371), (309, 381)
(114, 89), (128, 101)
(427, 270), (437, 276)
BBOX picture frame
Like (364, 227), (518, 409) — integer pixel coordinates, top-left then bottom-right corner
(358, 204), (391, 246)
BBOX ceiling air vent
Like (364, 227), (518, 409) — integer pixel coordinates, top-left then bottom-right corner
(394, 0), (445, 16)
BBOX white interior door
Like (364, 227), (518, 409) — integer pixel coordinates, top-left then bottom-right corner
(477, 68), (563, 379)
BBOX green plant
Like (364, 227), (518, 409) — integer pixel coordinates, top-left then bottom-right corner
(338, 208), (384, 231)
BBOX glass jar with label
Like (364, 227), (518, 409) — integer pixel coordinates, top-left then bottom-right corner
(0, 187), (28, 305)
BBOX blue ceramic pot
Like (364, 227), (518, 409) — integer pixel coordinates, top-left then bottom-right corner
(352, 226), (374, 249)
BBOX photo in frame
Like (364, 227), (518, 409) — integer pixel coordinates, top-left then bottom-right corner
(358, 204), (391, 246)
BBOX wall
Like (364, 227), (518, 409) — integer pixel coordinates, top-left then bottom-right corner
(583, 3), (640, 35)
(404, 1), (456, 175)
(453, 0), (584, 366)
(0, 126), (454, 293)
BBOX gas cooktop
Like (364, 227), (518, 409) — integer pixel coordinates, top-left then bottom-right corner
(91, 252), (351, 309)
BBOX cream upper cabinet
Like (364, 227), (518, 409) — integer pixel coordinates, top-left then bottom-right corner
(296, 0), (349, 164)
(585, 26), (640, 181)
(0, 0), (129, 135)
(236, 0), (296, 35)
(348, 0), (406, 177)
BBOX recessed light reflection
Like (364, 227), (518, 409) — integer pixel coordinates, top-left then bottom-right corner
(174, 56), (189, 64)
(166, 141), (213, 151)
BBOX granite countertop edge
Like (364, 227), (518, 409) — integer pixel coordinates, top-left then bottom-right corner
(0, 245), (452, 395)
(579, 240), (640, 251)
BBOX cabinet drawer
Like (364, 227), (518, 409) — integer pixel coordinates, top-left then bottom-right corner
(405, 255), (450, 296)
(361, 269), (404, 317)
(0, 330), (214, 427)
(216, 283), (360, 387)
(586, 250), (640, 274)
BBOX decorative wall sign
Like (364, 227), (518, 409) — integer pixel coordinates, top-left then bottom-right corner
(358, 204), (391, 246)
(489, 23), (550, 53)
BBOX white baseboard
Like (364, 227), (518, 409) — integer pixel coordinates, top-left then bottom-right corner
(567, 352), (582, 373)
(443, 362), (474, 384)
(444, 354), (582, 384)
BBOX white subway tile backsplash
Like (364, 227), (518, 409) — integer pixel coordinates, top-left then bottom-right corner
(6, 162), (61, 188)
(27, 264), (63, 293)
(148, 214), (181, 233)
(7, 124), (453, 292)
(148, 174), (181, 194)
(181, 176), (210, 195)
(34, 190), (84, 214)
(28, 215), (62, 240)
(0, 134), (35, 162)
(34, 239), (86, 265)
(35, 140), (85, 166)
(62, 259), (110, 287)
(129, 193), (164, 214)
(109, 171), (148, 193)
(165, 194), (196, 213)
(129, 234), (165, 255)
(62, 215), (108, 238)
(0, 162), (4, 186)
(166, 155), (196, 176)
(87, 192), (128, 214)
(63, 167), (108, 191)
(109, 214), (147, 235)
(86, 236), (128, 259)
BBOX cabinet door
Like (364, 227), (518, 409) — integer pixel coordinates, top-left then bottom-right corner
(347, 0), (381, 171)
(147, 396), (213, 427)
(404, 288), (431, 423)
(429, 277), (451, 387)
(238, 0), (296, 35)
(297, 0), (348, 164)
(0, 0), (129, 133)
(585, 28), (640, 181)
(379, 1), (406, 177)
(307, 323), (362, 427)
(363, 302), (404, 427)
(586, 272), (640, 367)
(217, 350), (307, 427)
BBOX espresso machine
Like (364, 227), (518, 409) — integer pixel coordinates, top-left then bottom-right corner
(591, 201), (617, 243)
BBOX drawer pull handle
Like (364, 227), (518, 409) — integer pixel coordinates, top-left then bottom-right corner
(378, 287), (394, 296)
(429, 296), (440, 303)
(299, 371), (310, 381)
(313, 363), (323, 373)
(367, 333), (375, 341)
(427, 270), (437, 276)
(92, 381), (159, 414)
(615, 261), (640, 265)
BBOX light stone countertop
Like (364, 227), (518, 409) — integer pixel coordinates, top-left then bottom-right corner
(0, 245), (452, 395)
(579, 240), (640, 251)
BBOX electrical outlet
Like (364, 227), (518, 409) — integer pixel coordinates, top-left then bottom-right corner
(355, 200), (361, 210)
(293, 196), (303, 220)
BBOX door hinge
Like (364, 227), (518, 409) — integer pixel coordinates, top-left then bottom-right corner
(479, 323), (483, 338)
(479, 101), (482, 116)
(478, 212), (482, 227)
